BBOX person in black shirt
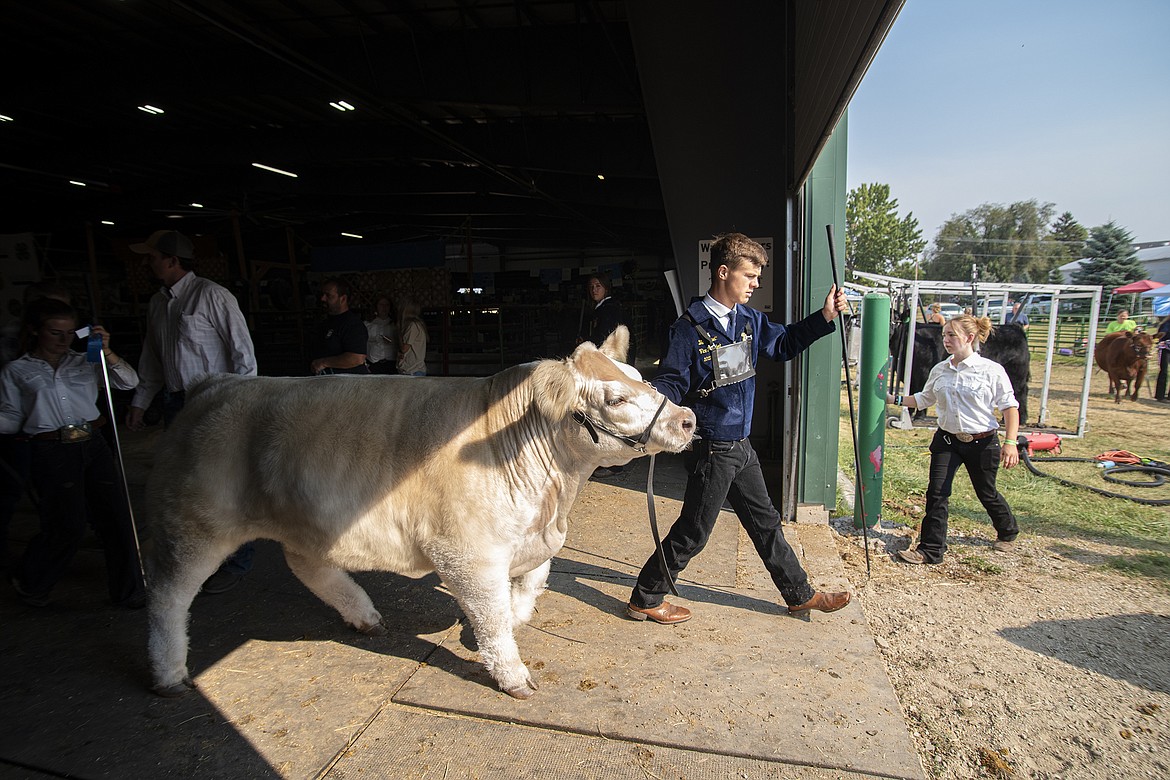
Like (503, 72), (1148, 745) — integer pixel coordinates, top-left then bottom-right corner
(580, 274), (635, 363)
(1155, 314), (1170, 402)
(312, 278), (370, 375)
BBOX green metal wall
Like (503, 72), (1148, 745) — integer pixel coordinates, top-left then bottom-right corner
(798, 112), (848, 507)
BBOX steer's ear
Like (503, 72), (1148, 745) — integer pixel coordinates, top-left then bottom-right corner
(530, 359), (577, 421)
(600, 325), (629, 363)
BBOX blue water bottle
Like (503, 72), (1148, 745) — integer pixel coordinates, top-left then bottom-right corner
(87, 329), (103, 363)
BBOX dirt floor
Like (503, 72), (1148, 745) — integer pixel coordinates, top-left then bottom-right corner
(832, 357), (1170, 779)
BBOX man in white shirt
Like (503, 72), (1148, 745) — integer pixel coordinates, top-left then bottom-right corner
(126, 230), (256, 429)
(127, 230), (257, 593)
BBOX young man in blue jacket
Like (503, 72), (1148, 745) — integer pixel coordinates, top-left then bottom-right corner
(626, 232), (851, 624)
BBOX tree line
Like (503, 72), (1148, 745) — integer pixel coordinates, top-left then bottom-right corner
(844, 183), (1145, 289)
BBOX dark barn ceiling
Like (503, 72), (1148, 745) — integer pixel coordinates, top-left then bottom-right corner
(3, 0), (667, 258)
(1, 1), (900, 263)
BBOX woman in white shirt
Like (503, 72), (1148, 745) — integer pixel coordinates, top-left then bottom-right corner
(0, 298), (145, 608)
(396, 297), (428, 376)
(886, 313), (1021, 564)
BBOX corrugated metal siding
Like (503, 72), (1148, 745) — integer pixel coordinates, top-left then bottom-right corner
(792, 0), (904, 188)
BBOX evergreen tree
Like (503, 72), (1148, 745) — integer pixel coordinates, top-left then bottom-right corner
(1071, 221), (1144, 289)
(845, 183), (927, 276)
(1048, 211), (1088, 260)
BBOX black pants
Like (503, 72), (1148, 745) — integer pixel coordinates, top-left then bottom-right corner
(631, 438), (814, 608)
(0, 437), (31, 566)
(18, 436), (144, 603)
(1156, 346), (1169, 401)
(918, 430), (1018, 562)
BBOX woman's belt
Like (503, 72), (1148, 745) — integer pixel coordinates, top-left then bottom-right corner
(942, 429), (997, 443)
(25, 417), (106, 443)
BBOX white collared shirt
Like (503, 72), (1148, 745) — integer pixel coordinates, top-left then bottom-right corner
(701, 294), (734, 334)
(0, 351), (139, 435)
(132, 272), (257, 409)
(365, 316), (398, 362)
(913, 352), (1018, 434)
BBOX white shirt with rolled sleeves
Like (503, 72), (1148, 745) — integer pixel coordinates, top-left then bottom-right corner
(365, 316), (398, 363)
(912, 352), (1018, 435)
(0, 351), (139, 435)
(132, 272), (256, 410)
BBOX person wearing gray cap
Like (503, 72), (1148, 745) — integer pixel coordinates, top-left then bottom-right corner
(127, 229), (258, 594)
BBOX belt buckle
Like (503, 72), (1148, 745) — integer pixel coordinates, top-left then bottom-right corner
(59, 423), (92, 443)
(955, 432), (974, 443)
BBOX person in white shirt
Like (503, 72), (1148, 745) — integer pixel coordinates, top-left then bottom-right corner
(0, 298), (145, 608)
(365, 295), (399, 374)
(126, 229), (257, 594)
(126, 230), (256, 429)
(886, 313), (1021, 564)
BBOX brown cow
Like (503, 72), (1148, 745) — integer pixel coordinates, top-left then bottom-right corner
(1095, 330), (1154, 403)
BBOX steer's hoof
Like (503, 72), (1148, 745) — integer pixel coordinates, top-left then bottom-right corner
(153, 677), (195, 698)
(503, 678), (538, 700)
(357, 619), (388, 637)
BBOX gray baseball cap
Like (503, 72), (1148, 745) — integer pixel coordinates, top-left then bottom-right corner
(130, 229), (194, 259)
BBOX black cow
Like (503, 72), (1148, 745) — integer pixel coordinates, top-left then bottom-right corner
(891, 321), (1030, 424)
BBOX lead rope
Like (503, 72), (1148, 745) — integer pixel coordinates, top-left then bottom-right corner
(645, 454), (679, 596)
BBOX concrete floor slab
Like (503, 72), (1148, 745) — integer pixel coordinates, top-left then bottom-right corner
(0, 440), (923, 780)
(326, 706), (896, 780)
(392, 573), (921, 779)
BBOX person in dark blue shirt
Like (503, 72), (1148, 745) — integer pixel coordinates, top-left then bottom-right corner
(1155, 314), (1170, 402)
(1006, 301), (1029, 330)
(625, 233), (851, 624)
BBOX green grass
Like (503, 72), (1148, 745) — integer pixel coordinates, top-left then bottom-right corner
(839, 407), (1170, 588)
(958, 555), (1004, 575)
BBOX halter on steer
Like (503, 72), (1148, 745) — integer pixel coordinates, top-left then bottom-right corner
(571, 395), (670, 453)
(572, 395), (681, 596)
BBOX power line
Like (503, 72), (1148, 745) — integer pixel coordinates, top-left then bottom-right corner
(931, 237), (1087, 245)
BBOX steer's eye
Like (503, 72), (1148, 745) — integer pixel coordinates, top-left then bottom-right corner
(606, 396), (627, 407)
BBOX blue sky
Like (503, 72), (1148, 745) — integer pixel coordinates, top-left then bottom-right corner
(846, 0), (1169, 248)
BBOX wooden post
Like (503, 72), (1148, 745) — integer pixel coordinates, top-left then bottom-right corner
(286, 226), (305, 369)
(231, 212), (260, 324)
(85, 221), (102, 318)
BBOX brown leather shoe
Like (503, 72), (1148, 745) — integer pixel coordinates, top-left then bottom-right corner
(897, 548), (928, 565)
(787, 590), (851, 615)
(625, 601), (692, 624)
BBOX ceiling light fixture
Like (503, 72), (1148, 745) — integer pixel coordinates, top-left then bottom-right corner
(251, 162), (298, 178)
(68, 180), (86, 187)
(189, 202), (204, 208)
(330, 100), (356, 112)
(138, 105), (164, 115)
(597, 173), (605, 181)
(0, 114), (13, 122)
(341, 232), (363, 239)
(101, 220), (115, 225)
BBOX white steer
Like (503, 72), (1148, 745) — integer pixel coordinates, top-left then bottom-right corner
(146, 327), (695, 699)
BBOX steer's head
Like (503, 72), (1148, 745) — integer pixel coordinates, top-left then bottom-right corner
(532, 326), (695, 463)
(1132, 332), (1154, 359)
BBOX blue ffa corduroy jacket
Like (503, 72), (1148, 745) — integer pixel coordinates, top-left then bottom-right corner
(651, 297), (835, 441)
